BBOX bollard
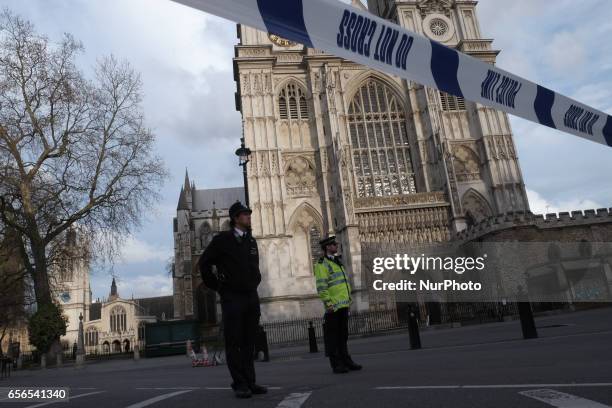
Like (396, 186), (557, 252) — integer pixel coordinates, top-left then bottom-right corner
(407, 307), (421, 350)
(517, 286), (538, 339)
(133, 344), (140, 360)
(518, 302), (538, 339)
(308, 321), (318, 353)
(186, 339), (192, 357)
(56, 353), (63, 368)
(17, 355), (22, 370)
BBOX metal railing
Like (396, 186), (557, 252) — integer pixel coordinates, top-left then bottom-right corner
(262, 308), (408, 346)
(260, 302), (572, 346)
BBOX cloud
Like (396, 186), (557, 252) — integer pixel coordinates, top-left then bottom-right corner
(545, 31), (587, 77)
(116, 274), (173, 298)
(527, 189), (605, 215)
(118, 236), (173, 264)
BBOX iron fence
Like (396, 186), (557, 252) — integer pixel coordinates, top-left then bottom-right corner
(262, 308), (407, 346)
(261, 301), (571, 346)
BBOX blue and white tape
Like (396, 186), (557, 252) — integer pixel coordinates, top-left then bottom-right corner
(171, 0), (612, 148)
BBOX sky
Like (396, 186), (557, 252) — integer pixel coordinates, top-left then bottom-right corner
(1, 0), (611, 300)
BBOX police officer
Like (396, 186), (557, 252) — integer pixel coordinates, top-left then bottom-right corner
(314, 235), (362, 374)
(199, 201), (267, 398)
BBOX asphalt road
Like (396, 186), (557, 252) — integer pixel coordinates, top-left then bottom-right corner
(2, 307), (612, 408)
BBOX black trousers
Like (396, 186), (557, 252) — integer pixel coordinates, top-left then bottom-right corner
(220, 290), (261, 387)
(324, 307), (351, 368)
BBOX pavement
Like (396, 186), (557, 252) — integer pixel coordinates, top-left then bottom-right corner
(1, 307), (611, 408)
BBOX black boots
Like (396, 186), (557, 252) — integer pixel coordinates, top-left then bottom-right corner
(249, 384), (268, 394)
(231, 382), (268, 398)
(233, 385), (252, 399)
(332, 363), (349, 374)
(344, 359), (362, 371)
(330, 356), (362, 373)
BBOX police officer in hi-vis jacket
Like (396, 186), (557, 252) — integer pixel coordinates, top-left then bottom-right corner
(314, 235), (363, 374)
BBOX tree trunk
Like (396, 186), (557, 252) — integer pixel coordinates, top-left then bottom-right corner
(30, 240), (52, 306)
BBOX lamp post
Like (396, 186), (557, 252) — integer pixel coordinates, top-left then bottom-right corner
(235, 137), (252, 207)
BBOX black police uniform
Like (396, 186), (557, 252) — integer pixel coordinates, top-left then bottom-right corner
(198, 204), (263, 396)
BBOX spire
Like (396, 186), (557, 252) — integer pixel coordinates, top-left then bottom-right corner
(177, 186), (189, 210)
(109, 277), (118, 301)
(184, 168), (191, 192)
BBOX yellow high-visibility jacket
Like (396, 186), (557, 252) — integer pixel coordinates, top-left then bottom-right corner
(313, 257), (352, 311)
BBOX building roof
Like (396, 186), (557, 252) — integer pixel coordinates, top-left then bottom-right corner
(192, 187), (245, 211)
(135, 295), (174, 320)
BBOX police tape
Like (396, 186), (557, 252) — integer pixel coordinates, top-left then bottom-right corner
(170, 0), (612, 148)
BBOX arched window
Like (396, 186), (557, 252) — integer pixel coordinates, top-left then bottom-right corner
(348, 79), (416, 197)
(85, 327), (99, 347)
(110, 306), (127, 333)
(278, 82), (309, 120)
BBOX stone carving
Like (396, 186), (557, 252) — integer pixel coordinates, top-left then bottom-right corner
(344, 191), (355, 224)
(506, 136), (516, 158)
(238, 48), (268, 57)
(323, 65), (337, 114)
(241, 74), (250, 95)
(277, 54), (303, 63)
(265, 73), (272, 94)
(462, 190), (493, 226)
(417, 0), (453, 18)
(294, 208), (316, 230)
(253, 74), (262, 94)
(271, 152), (279, 175)
(354, 191), (447, 209)
(453, 145), (481, 182)
(357, 206), (451, 243)
(285, 156), (316, 197)
(260, 151), (271, 177)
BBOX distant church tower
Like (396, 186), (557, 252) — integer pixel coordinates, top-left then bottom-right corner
(173, 170), (245, 320)
(53, 229), (91, 346)
(109, 277), (119, 301)
(229, 0), (529, 320)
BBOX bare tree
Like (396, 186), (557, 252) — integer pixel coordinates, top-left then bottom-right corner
(0, 9), (167, 308)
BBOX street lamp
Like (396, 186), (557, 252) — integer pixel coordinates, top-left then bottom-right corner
(235, 137), (252, 207)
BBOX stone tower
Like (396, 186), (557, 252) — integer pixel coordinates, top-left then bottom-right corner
(53, 229), (91, 346)
(229, 0), (528, 320)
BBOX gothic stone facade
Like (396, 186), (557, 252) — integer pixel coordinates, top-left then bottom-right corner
(231, 0), (528, 321)
(172, 175), (245, 320)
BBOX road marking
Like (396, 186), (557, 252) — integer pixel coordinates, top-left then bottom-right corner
(377, 385), (462, 390)
(204, 386), (283, 390)
(124, 390), (193, 408)
(376, 383), (612, 390)
(276, 392), (312, 408)
(136, 387), (200, 390)
(520, 389), (612, 407)
(24, 391), (106, 408)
